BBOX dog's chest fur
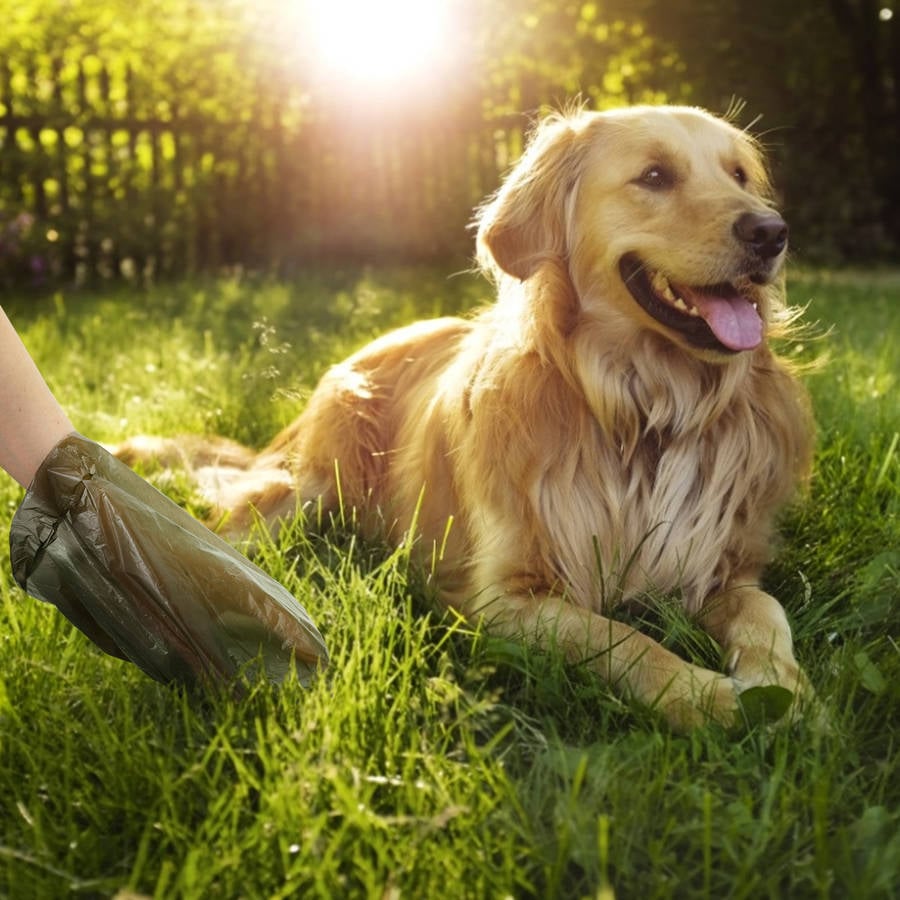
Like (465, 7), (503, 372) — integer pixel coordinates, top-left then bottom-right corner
(533, 415), (748, 612)
(444, 335), (791, 615)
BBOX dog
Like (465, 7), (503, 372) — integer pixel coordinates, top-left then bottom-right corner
(116, 105), (815, 730)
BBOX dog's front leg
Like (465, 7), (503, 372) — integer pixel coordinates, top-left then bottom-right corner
(697, 578), (813, 709)
(463, 589), (739, 731)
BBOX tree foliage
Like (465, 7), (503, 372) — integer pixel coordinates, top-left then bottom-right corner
(0, 0), (896, 285)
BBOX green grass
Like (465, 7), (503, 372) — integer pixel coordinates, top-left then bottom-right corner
(0, 266), (898, 899)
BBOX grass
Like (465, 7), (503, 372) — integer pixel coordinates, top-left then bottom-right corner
(0, 265), (898, 899)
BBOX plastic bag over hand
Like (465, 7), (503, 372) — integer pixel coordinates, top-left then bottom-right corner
(9, 433), (328, 689)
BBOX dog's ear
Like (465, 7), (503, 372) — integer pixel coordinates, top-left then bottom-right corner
(476, 115), (586, 281)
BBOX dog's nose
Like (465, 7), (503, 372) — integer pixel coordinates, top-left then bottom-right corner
(733, 212), (788, 259)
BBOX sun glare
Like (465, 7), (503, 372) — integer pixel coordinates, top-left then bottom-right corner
(304, 0), (454, 87)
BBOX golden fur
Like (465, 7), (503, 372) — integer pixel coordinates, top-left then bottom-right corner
(116, 106), (814, 729)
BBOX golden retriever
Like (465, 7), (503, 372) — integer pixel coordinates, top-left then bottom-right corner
(116, 105), (814, 730)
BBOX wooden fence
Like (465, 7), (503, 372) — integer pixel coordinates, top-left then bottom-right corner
(0, 55), (529, 286)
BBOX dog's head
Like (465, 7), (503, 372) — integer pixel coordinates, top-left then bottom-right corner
(476, 105), (788, 359)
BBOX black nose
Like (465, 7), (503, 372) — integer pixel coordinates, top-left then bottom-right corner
(733, 212), (788, 259)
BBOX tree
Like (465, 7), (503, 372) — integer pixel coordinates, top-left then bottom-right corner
(1, 0), (897, 282)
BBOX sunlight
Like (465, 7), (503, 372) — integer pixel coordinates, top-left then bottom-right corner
(305, 0), (455, 87)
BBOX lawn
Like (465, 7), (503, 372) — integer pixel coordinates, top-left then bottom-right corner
(0, 266), (897, 899)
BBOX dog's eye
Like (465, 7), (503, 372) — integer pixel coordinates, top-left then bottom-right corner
(637, 165), (674, 190)
(733, 166), (748, 187)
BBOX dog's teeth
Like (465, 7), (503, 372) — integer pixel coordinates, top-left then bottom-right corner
(651, 272), (669, 293)
(652, 272), (677, 303)
(650, 270), (698, 314)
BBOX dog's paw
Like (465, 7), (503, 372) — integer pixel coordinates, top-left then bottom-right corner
(651, 666), (741, 732)
(726, 645), (808, 692)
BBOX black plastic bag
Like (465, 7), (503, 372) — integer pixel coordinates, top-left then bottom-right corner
(9, 433), (327, 689)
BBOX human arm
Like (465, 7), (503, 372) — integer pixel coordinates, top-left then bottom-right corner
(0, 306), (74, 487)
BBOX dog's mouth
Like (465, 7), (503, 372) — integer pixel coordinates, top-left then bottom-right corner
(619, 255), (764, 353)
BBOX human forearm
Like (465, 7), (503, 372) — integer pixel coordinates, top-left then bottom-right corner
(0, 306), (74, 487)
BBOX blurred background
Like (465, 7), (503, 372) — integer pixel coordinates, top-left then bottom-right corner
(0, 0), (897, 289)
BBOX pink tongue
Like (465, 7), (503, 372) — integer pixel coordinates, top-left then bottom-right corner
(680, 289), (763, 351)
